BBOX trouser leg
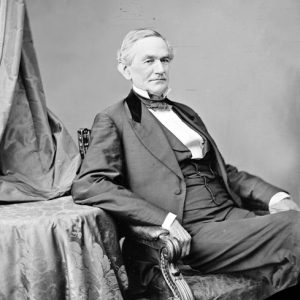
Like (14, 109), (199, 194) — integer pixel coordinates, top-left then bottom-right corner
(183, 210), (300, 293)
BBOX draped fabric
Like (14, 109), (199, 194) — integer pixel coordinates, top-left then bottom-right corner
(0, 0), (80, 202)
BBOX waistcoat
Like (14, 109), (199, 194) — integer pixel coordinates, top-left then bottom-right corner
(158, 119), (237, 224)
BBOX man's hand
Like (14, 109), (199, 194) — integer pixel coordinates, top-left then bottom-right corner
(168, 219), (191, 257)
(269, 197), (300, 214)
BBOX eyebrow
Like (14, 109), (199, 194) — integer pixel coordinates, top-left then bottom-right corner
(142, 54), (170, 60)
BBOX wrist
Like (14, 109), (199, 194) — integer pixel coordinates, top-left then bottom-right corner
(161, 212), (177, 230)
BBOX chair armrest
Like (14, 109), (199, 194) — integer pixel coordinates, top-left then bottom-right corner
(126, 225), (194, 300)
(127, 225), (169, 241)
(128, 225), (183, 262)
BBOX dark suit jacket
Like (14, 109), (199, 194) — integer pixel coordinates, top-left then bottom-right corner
(71, 90), (281, 226)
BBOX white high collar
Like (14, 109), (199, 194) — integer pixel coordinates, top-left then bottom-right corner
(132, 85), (171, 99)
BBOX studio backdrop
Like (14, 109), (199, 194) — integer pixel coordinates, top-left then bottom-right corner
(19, 0), (300, 202)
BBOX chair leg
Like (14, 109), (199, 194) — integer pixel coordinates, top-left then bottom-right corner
(160, 251), (194, 300)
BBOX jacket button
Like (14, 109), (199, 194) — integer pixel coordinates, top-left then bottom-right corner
(175, 189), (181, 195)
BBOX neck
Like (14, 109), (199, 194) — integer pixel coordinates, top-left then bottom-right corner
(132, 85), (170, 100)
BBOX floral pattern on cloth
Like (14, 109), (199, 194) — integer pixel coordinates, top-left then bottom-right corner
(0, 196), (128, 300)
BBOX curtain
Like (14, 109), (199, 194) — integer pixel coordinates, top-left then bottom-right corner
(0, 0), (80, 202)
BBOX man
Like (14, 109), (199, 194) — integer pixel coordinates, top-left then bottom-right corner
(72, 28), (300, 297)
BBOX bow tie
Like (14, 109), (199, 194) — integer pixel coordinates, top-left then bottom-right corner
(145, 100), (172, 111)
(139, 95), (172, 111)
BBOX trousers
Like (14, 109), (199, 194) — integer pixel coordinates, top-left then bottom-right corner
(181, 160), (300, 293)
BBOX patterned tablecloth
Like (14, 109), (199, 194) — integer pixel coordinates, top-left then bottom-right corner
(0, 196), (128, 300)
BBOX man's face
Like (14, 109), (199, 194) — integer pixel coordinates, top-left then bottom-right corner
(125, 37), (171, 96)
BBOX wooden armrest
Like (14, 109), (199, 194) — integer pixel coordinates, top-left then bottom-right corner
(126, 225), (194, 299)
(128, 225), (183, 262)
(127, 225), (169, 241)
(77, 128), (91, 159)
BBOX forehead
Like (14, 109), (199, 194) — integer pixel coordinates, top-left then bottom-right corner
(131, 36), (169, 59)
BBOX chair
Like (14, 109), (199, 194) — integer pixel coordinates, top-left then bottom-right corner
(77, 128), (273, 300)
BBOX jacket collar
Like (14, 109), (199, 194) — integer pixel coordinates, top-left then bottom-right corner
(124, 90), (142, 123)
(124, 90), (183, 179)
(124, 89), (195, 124)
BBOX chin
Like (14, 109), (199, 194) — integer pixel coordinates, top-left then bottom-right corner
(150, 86), (168, 96)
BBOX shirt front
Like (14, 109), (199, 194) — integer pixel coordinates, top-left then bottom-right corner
(133, 85), (207, 159)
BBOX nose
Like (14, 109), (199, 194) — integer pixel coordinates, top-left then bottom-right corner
(154, 60), (165, 74)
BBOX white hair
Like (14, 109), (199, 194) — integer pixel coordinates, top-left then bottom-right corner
(117, 28), (174, 66)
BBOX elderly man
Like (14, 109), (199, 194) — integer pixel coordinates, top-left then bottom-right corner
(72, 28), (300, 297)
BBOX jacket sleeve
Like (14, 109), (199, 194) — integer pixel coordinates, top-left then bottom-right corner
(225, 163), (283, 208)
(71, 113), (168, 226)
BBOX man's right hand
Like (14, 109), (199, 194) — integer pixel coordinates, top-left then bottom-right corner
(168, 219), (191, 257)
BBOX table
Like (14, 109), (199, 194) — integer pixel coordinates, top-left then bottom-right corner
(0, 196), (128, 300)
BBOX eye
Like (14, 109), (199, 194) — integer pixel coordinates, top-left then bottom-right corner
(161, 57), (170, 64)
(144, 58), (154, 64)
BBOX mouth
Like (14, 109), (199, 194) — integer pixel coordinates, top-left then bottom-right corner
(150, 78), (166, 82)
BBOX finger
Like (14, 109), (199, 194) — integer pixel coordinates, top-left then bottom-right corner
(186, 238), (191, 256)
(172, 236), (184, 256)
(181, 237), (190, 257)
(181, 240), (187, 257)
(172, 234), (187, 257)
(183, 233), (191, 256)
(178, 231), (189, 257)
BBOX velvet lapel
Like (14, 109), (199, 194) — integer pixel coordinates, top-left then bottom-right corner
(125, 91), (183, 179)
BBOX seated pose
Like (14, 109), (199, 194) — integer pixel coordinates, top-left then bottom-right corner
(72, 28), (300, 296)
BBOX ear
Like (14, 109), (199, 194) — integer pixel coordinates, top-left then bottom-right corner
(117, 62), (132, 81)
